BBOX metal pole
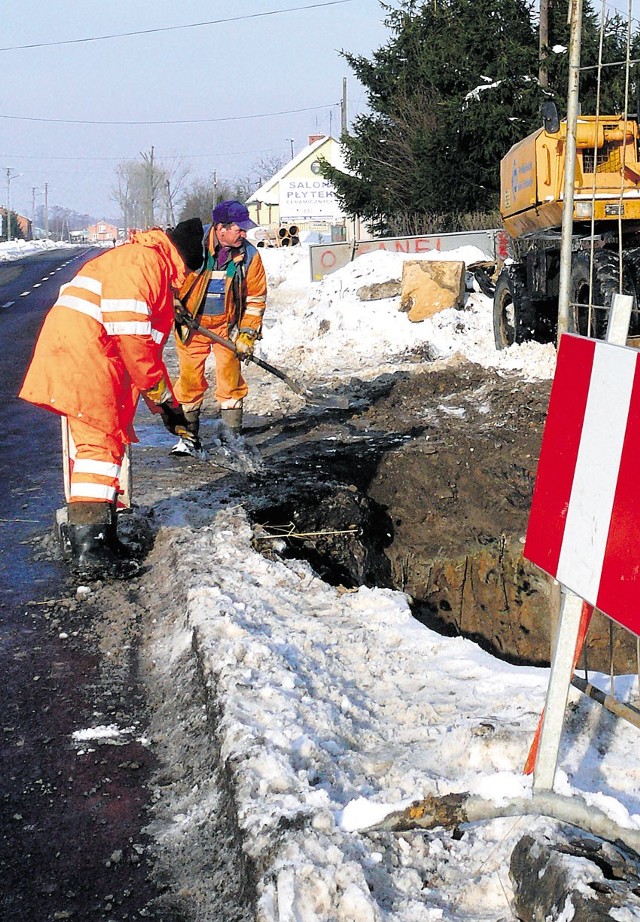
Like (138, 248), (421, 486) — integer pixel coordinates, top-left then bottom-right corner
(341, 77), (348, 135)
(6, 169), (11, 241)
(539, 0), (550, 88)
(44, 182), (49, 239)
(556, 0), (584, 341)
(32, 187), (36, 240)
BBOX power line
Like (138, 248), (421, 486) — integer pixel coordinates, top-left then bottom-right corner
(0, 146), (290, 163)
(0, 0), (356, 52)
(0, 103), (339, 127)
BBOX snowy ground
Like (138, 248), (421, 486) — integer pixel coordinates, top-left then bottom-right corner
(0, 237), (81, 261)
(17, 237), (640, 918)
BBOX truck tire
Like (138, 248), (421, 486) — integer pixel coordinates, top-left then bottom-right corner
(569, 250), (636, 339)
(493, 266), (535, 350)
(620, 247), (640, 337)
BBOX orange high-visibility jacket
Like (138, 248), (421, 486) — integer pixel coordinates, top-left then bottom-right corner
(19, 229), (187, 442)
(178, 228), (267, 337)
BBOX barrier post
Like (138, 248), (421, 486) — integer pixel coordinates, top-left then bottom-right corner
(531, 293), (634, 793)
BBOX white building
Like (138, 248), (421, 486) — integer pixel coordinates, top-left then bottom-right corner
(246, 135), (351, 240)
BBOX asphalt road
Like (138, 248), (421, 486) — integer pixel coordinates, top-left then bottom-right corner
(0, 247), (179, 921)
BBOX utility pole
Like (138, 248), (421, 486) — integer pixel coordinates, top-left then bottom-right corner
(557, 0), (583, 340)
(165, 179), (175, 227)
(212, 170), (218, 207)
(141, 146), (156, 228)
(341, 77), (348, 136)
(149, 145), (155, 227)
(6, 168), (19, 241)
(44, 182), (49, 239)
(539, 0), (550, 88)
(286, 138), (295, 159)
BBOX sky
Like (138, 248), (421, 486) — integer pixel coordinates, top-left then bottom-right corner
(0, 0), (390, 223)
(4, 1), (640, 226)
(5, 234), (640, 916)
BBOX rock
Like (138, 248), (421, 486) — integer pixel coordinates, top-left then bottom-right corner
(510, 834), (640, 921)
(356, 280), (401, 301)
(400, 260), (466, 321)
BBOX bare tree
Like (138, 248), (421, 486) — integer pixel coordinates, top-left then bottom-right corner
(162, 157), (190, 227)
(111, 151), (190, 231)
(239, 153), (287, 198)
(111, 162), (138, 234)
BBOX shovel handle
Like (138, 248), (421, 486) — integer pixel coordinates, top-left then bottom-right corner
(176, 312), (309, 398)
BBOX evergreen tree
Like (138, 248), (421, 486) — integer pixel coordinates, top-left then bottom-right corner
(544, 1), (635, 116)
(323, 0), (639, 233)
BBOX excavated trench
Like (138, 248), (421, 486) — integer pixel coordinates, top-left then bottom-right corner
(252, 363), (639, 674)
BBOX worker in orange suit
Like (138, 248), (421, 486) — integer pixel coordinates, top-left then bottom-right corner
(19, 218), (205, 577)
(172, 200), (267, 454)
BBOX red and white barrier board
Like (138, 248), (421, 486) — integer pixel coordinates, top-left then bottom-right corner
(525, 333), (640, 635)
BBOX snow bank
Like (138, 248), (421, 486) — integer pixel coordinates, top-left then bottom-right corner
(151, 503), (640, 921)
(0, 238), (79, 261)
(258, 247), (556, 383)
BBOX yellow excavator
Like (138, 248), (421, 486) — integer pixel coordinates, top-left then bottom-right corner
(494, 102), (640, 348)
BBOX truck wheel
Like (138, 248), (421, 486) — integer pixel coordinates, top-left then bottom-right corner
(493, 266), (535, 350)
(620, 247), (640, 337)
(569, 250), (635, 339)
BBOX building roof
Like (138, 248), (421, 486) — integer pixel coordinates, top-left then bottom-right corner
(247, 135), (346, 207)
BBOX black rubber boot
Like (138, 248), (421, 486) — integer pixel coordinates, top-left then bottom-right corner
(171, 407), (205, 457)
(221, 406), (243, 435)
(184, 408), (201, 439)
(107, 503), (137, 560)
(67, 503), (137, 578)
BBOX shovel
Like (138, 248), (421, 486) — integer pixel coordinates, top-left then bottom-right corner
(175, 309), (349, 409)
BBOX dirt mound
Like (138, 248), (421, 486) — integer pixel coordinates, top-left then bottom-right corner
(248, 359), (637, 671)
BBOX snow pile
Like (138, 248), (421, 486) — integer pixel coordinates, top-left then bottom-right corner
(158, 505), (640, 921)
(0, 238), (78, 261)
(258, 246), (556, 383)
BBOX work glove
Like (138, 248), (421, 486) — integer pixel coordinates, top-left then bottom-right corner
(234, 329), (258, 358)
(173, 296), (188, 323)
(158, 402), (197, 443)
(145, 375), (172, 405)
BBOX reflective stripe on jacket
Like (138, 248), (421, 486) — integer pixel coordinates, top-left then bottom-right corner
(19, 229), (186, 442)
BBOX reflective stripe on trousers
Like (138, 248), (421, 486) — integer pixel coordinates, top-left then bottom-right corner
(67, 416), (126, 504)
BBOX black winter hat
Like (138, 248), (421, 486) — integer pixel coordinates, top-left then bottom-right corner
(167, 218), (204, 271)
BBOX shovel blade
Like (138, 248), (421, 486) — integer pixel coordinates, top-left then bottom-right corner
(303, 392), (351, 410)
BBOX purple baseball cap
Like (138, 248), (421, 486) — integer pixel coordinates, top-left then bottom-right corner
(212, 200), (257, 231)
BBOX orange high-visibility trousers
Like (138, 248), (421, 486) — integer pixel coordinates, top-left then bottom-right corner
(67, 416), (125, 505)
(173, 317), (248, 410)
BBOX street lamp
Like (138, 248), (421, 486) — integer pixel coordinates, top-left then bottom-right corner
(5, 168), (22, 241)
(286, 138), (295, 159)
